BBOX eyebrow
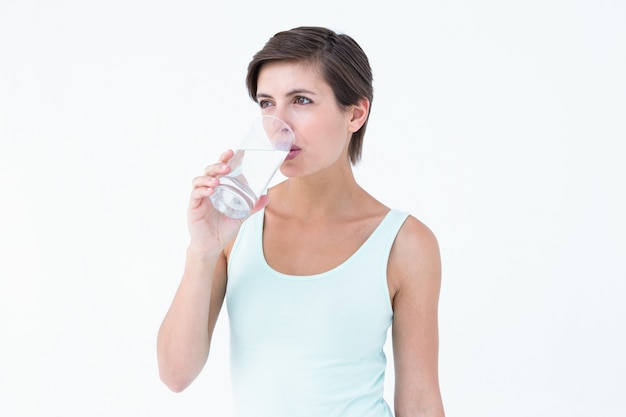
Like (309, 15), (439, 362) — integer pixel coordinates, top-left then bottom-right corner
(256, 89), (317, 100)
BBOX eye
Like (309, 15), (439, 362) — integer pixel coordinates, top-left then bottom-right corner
(258, 99), (274, 109)
(294, 96), (312, 105)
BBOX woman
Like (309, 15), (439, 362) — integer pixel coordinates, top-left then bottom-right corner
(157, 26), (444, 417)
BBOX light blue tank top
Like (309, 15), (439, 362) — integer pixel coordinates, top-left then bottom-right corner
(226, 209), (409, 417)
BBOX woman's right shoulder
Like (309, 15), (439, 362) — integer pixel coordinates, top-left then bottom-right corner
(222, 208), (262, 266)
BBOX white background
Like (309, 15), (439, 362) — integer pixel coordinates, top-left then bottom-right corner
(1, 1), (625, 416)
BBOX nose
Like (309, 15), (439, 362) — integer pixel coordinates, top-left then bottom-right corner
(262, 113), (295, 148)
(271, 106), (291, 126)
(271, 108), (295, 140)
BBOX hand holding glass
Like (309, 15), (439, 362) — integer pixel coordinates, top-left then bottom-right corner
(210, 115), (295, 219)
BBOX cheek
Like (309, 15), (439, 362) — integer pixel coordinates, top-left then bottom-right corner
(295, 111), (351, 153)
(328, 117), (353, 150)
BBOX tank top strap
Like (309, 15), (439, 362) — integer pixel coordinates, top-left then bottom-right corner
(360, 209), (410, 260)
(228, 209), (264, 275)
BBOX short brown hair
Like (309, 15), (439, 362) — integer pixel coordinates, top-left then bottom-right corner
(246, 26), (373, 165)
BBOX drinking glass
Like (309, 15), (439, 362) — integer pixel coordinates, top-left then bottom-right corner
(210, 115), (295, 219)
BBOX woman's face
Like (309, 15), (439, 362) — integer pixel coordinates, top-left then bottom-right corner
(255, 61), (355, 178)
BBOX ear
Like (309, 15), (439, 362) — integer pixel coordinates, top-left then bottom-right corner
(348, 97), (370, 133)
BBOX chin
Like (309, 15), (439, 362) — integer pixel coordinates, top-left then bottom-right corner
(279, 162), (300, 178)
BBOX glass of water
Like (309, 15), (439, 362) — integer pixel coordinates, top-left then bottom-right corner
(210, 115), (295, 219)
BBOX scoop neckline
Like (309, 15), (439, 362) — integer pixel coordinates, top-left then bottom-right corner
(257, 208), (395, 281)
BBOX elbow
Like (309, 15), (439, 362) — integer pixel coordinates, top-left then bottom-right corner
(159, 369), (193, 393)
(165, 381), (189, 394)
(157, 353), (196, 393)
(156, 335), (205, 393)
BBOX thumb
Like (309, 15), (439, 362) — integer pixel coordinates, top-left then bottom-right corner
(251, 194), (269, 214)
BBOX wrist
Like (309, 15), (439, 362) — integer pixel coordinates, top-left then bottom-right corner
(186, 243), (223, 259)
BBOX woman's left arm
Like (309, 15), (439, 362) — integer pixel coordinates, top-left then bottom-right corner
(388, 216), (445, 417)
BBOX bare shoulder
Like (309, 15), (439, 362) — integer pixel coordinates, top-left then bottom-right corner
(393, 215), (439, 256)
(388, 215), (441, 305)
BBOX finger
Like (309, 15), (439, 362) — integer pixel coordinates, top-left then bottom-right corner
(251, 194), (269, 214)
(203, 150), (234, 174)
(192, 175), (219, 189)
(219, 149), (235, 163)
(192, 186), (214, 198)
(204, 162), (232, 177)
(189, 186), (214, 205)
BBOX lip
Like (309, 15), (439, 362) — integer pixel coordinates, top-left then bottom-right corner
(285, 146), (301, 161)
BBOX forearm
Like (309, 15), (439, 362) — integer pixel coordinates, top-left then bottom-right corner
(157, 246), (222, 392)
(395, 405), (445, 417)
(394, 391), (445, 417)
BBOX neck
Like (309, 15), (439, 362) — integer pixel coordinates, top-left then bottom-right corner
(269, 163), (364, 221)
